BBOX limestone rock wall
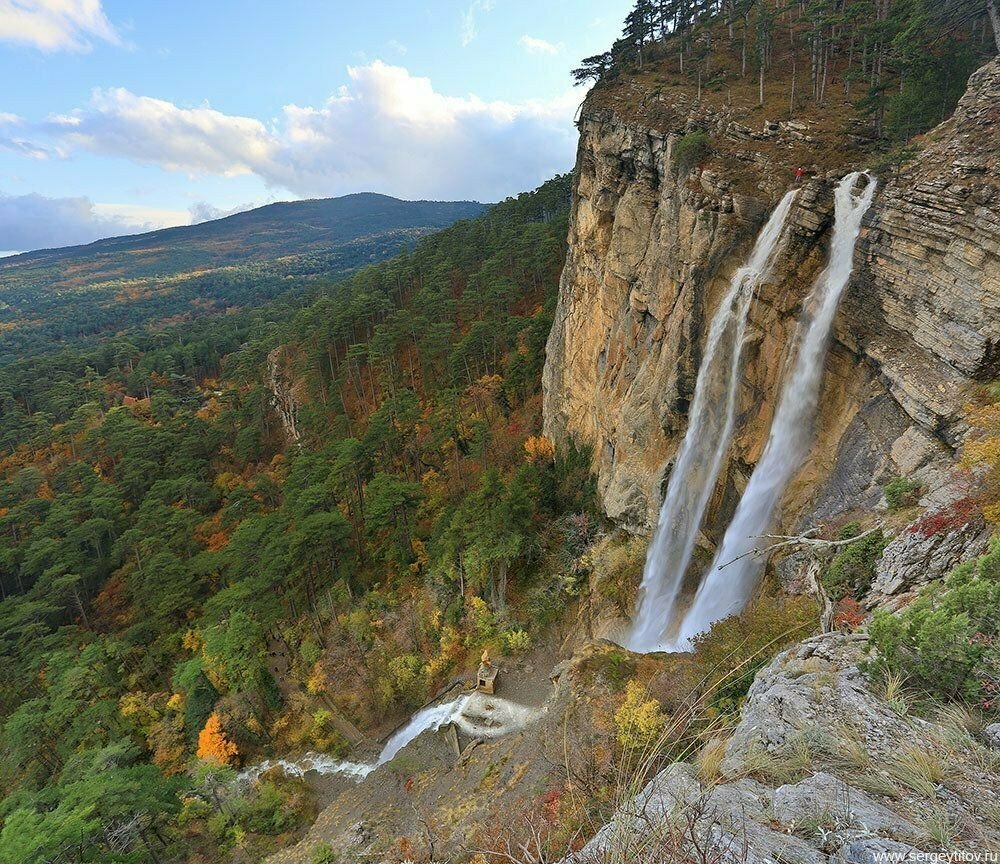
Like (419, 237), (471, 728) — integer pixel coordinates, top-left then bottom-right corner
(842, 59), (1000, 443)
(266, 345), (304, 445)
(565, 633), (1000, 863)
(543, 60), (1000, 541)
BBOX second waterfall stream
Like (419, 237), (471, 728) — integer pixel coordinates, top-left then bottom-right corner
(629, 171), (876, 653)
(627, 188), (799, 653)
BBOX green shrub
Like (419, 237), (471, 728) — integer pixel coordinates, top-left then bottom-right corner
(587, 533), (645, 615)
(866, 541), (1000, 706)
(822, 526), (886, 600)
(310, 842), (338, 864)
(885, 476), (922, 511)
(672, 131), (711, 178)
(300, 639), (321, 666)
(502, 628), (531, 653)
(590, 650), (635, 692)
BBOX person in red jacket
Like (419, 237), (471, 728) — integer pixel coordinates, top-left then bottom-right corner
(794, 166), (805, 184)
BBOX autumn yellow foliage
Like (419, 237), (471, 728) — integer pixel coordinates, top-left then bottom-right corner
(614, 679), (667, 752)
(196, 712), (238, 765)
(962, 399), (1000, 526)
(523, 434), (556, 463)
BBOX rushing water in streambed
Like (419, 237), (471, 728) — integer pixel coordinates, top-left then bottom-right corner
(238, 692), (542, 784)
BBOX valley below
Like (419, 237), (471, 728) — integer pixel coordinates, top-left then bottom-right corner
(1, 4), (999, 864)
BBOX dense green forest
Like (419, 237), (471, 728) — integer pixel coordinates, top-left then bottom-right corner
(577, 0), (996, 143)
(0, 194), (484, 363)
(0, 176), (593, 862)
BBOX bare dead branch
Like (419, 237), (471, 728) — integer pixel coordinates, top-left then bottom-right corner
(715, 524), (883, 571)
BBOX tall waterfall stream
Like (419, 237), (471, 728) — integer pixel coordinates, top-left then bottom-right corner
(630, 172), (875, 653)
(627, 189), (799, 653)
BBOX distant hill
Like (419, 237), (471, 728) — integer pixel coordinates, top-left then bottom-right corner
(0, 193), (486, 362)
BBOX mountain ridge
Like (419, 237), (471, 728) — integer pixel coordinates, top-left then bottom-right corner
(0, 192), (487, 362)
(0, 192), (486, 264)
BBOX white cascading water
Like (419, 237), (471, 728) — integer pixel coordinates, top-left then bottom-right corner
(627, 190), (799, 653)
(375, 695), (471, 765)
(673, 171), (876, 648)
(238, 692), (541, 784)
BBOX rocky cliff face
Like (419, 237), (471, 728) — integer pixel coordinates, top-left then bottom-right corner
(543, 60), (1000, 543)
(267, 345), (305, 444)
(567, 632), (1000, 862)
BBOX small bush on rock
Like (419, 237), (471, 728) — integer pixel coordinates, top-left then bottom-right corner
(310, 842), (338, 864)
(822, 525), (886, 600)
(672, 131), (711, 177)
(867, 541), (1000, 708)
(615, 679), (667, 752)
(885, 476), (923, 511)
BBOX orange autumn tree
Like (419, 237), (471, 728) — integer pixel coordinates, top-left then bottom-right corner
(524, 435), (555, 463)
(963, 396), (1000, 526)
(196, 712), (238, 765)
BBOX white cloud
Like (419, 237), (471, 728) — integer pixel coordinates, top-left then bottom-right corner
(0, 135), (53, 160)
(25, 61), (580, 202)
(519, 35), (562, 55)
(47, 88), (277, 177)
(188, 200), (262, 224)
(0, 0), (119, 52)
(92, 202), (190, 228)
(460, 0), (495, 47)
(0, 192), (188, 251)
(0, 114), (53, 159)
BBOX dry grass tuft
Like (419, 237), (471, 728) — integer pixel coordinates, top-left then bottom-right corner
(925, 808), (958, 850)
(888, 744), (950, 798)
(852, 770), (902, 799)
(930, 704), (979, 752)
(738, 738), (812, 786)
(830, 725), (871, 771)
(882, 672), (913, 716)
(696, 737), (729, 785)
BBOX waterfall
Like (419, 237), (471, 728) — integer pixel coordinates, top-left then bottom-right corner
(238, 692), (541, 784)
(674, 172), (876, 648)
(375, 696), (471, 765)
(626, 190), (798, 653)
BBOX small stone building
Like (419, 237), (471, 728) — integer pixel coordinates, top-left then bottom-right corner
(476, 650), (499, 694)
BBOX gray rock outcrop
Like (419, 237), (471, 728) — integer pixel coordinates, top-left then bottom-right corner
(565, 634), (1000, 863)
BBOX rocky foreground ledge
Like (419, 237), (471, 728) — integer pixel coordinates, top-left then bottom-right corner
(568, 633), (1000, 863)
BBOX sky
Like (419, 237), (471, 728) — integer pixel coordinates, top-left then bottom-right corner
(0, 0), (631, 253)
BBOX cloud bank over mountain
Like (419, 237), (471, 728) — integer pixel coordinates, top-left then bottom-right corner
(0, 193), (187, 252)
(2, 60), (580, 250)
(32, 62), (578, 203)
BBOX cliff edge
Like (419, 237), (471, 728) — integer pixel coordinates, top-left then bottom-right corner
(543, 60), (1000, 543)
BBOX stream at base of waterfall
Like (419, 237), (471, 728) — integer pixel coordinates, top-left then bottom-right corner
(238, 691), (542, 784)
